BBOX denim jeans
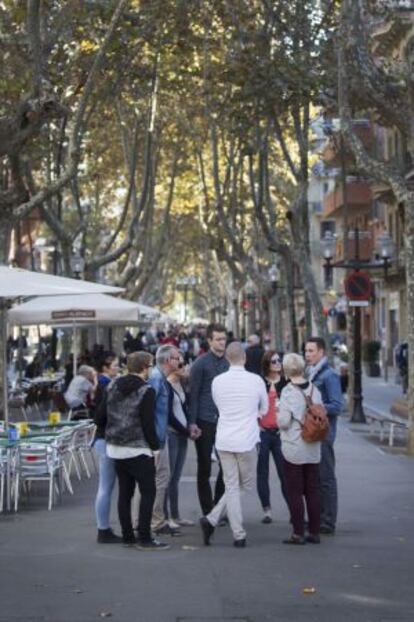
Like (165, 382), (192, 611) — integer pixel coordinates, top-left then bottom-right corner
(165, 431), (188, 520)
(256, 428), (289, 511)
(94, 438), (117, 530)
(320, 438), (337, 530)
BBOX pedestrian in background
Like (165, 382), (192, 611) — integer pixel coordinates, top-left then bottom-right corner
(278, 353), (323, 545)
(245, 334), (265, 375)
(257, 350), (289, 524)
(199, 342), (268, 548)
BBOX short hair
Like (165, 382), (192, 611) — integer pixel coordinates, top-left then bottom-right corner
(225, 341), (246, 365)
(206, 323), (226, 340)
(282, 353), (305, 378)
(262, 350), (283, 376)
(127, 351), (153, 374)
(96, 353), (116, 373)
(247, 334), (260, 346)
(306, 336), (326, 351)
(155, 344), (177, 365)
(78, 365), (95, 377)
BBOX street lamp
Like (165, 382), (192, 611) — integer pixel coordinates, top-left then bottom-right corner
(320, 231), (336, 288)
(268, 264), (283, 350)
(375, 230), (395, 276)
(70, 251), (85, 279)
(320, 227), (394, 424)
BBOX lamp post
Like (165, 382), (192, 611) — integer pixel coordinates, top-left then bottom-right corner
(321, 228), (394, 423)
(268, 264), (283, 351)
(176, 276), (197, 324)
(70, 251), (85, 280)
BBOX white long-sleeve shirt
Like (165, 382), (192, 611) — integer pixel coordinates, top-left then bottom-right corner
(212, 366), (268, 452)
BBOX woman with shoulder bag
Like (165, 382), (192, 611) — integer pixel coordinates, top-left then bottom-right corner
(278, 353), (323, 545)
(256, 350), (290, 524)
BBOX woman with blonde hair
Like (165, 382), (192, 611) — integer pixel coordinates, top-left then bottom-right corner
(278, 353), (323, 545)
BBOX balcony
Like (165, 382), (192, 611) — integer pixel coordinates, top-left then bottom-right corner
(323, 180), (372, 217)
(320, 120), (374, 169)
(335, 235), (375, 264)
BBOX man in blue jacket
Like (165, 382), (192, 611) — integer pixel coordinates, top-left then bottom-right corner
(305, 337), (343, 535)
(149, 344), (181, 536)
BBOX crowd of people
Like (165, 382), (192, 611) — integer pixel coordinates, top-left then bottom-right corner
(70, 323), (343, 551)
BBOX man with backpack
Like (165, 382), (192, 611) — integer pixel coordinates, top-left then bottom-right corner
(305, 337), (343, 535)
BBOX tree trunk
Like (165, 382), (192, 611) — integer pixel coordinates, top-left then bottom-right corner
(284, 256), (299, 352)
(405, 200), (414, 453)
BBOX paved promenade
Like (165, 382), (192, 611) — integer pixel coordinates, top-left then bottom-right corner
(1, 413), (413, 622)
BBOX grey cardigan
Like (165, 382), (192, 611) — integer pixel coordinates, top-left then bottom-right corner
(278, 382), (323, 465)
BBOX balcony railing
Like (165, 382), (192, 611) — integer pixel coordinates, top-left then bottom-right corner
(323, 180), (372, 217)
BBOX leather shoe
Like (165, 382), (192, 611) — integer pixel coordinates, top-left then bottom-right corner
(233, 538), (246, 548)
(283, 534), (306, 545)
(306, 534), (321, 544)
(199, 516), (215, 545)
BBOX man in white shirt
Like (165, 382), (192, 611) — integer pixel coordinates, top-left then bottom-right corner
(199, 341), (268, 548)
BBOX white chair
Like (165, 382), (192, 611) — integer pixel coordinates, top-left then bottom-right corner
(70, 423), (97, 479)
(14, 443), (64, 511)
(53, 431), (77, 491)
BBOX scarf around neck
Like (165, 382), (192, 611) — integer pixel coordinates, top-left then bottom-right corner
(308, 355), (328, 381)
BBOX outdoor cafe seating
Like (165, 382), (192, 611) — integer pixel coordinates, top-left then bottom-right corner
(0, 417), (96, 513)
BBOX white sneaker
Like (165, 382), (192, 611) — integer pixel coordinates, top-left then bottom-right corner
(168, 519), (180, 529)
(176, 518), (195, 527)
(262, 509), (272, 524)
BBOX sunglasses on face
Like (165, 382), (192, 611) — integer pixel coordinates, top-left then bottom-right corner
(271, 357), (281, 364)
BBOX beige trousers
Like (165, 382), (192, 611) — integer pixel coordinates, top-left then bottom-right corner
(207, 448), (256, 541)
(151, 442), (170, 531)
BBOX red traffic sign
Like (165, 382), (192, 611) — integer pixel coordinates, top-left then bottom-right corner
(344, 270), (372, 302)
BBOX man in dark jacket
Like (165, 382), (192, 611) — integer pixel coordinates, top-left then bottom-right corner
(96, 351), (169, 551)
(245, 334), (265, 376)
(189, 323), (229, 515)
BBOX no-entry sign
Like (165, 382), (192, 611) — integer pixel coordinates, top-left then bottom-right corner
(344, 270), (372, 303)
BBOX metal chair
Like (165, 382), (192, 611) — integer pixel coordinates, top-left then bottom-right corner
(53, 431), (76, 492)
(14, 443), (64, 511)
(70, 423), (97, 479)
(0, 447), (8, 511)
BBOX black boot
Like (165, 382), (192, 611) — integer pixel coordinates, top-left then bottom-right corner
(97, 528), (123, 543)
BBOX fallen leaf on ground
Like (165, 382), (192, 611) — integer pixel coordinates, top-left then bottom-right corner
(302, 587), (316, 595)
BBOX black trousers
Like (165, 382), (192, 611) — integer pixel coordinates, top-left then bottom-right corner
(195, 419), (225, 515)
(114, 455), (156, 543)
